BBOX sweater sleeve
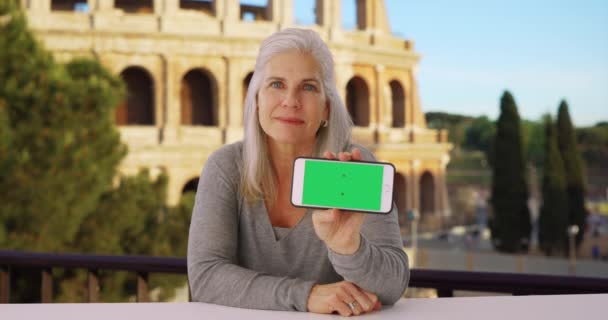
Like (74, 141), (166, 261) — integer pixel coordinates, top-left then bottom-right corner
(326, 146), (410, 305)
(187, 148), (315, 311)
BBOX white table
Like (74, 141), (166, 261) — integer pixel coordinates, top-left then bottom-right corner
(2, 294), (606, 320)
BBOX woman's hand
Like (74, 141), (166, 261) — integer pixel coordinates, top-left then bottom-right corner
(312, 149), (366, 255)
(307, 281), (381, 316)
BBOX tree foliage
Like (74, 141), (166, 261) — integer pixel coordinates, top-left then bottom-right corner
(0, 1), (192, 302)
(538, 115), (569, 255)
(426, 112), (474, 148)
(0, 0), (126, 251)
(489, 91), (532, 253)
(464, 115), (495, 158)
(556, 101), (587, 248)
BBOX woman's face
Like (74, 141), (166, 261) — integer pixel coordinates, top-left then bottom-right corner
(257, 50), (328, 147)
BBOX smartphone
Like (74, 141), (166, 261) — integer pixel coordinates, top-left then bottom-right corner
(291, 157), (395, 214)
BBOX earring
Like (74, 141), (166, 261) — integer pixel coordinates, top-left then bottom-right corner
(321, 120), (328, 127)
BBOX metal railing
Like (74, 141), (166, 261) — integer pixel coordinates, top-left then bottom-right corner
(0, 250), (186, 303)
(409, 268), (608, 297)
(1, 250), (608, 303)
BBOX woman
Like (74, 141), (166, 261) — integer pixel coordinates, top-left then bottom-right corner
(187, 28), (409, 316)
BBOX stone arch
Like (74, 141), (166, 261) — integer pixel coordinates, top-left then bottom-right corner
(182, 177), (200, 194)
(420, 171), (435, 215)
(389, 79), (405, 128)
(345, 76), (370, 127)
(243, 71), (254, 105)
(394, 172), (407, 225)
(116, 66), (155, 125)
(181, 68), (217, 126)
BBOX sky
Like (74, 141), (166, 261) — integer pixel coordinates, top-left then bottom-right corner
(245, 0), (608, 126)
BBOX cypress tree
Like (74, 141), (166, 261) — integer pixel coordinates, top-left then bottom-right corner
(556, 100), (587, 248)
(538, 115), (569, 255)
(489, 91), (532, 253)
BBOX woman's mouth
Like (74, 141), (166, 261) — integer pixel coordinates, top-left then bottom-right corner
(275, 117), (305, 125)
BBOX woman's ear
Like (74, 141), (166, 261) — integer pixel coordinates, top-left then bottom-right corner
(323, 100), (330, 120)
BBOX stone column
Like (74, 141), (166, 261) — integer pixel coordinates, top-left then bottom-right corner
(87, 0), (96, 11)
(334, 64), (349, 108)
(29, 0), (50, 12)
(405, 168), (413, 211)
(91, 0), (115, 31)
(268, 0), (293, 28)
(160, 53), (175, 127)
(160, 54), (177, 144)
(408, 69), (416, 127)
(410, 159), (420, 212)
(154, 59), (166, 135)
(440, 154), (451, 217)
(383, 81), (392, 128)
(394, 161), (408, 212)
(409, 67), (426, 127)
(403, 73), (410, 127)
(224, 57), (236, 126)
(94, 0), (114, 11)
(153, 0), (163, 15)
(367, 73), (377, 132)
(216, 0), (240, 22)
(216, 0), (240, 34)
(162, 0), (180, 15)
(329, 0), (341, 29)
(374, 64), (386, 131)
(316, 0), (342, 40)
(224, 57), (246, 143)
(433, 166), (441, 217)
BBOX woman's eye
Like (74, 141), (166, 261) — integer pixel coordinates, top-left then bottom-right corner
(270, 82), (283, 89)
(303, 84), (317, 91)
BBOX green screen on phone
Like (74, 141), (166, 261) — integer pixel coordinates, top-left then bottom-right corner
(302, 160), (384, 211)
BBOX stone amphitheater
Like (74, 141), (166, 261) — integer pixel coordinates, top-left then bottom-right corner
(20, 0), (452, 229)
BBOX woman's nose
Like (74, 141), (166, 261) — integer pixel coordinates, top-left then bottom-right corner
(281, 90), (301, 108)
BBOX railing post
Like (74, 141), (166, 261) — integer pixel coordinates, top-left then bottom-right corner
(41, 268), (53, 303)
(87, 269), (99, 302)
(137, 272), (149, 302)
(1, 266), (9, 303)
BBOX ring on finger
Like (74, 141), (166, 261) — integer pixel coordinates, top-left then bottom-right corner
(347, 300), (359, 312)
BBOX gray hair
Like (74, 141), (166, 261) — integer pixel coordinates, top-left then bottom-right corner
(241, 28), (353, 203)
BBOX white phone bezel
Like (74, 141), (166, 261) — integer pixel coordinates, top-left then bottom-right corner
(291, 158), (394, 214)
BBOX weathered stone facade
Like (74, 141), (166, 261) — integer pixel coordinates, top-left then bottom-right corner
(21, 0), (452, 228)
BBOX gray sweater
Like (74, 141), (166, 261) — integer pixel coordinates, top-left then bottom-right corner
(187, 142), (409, 311)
